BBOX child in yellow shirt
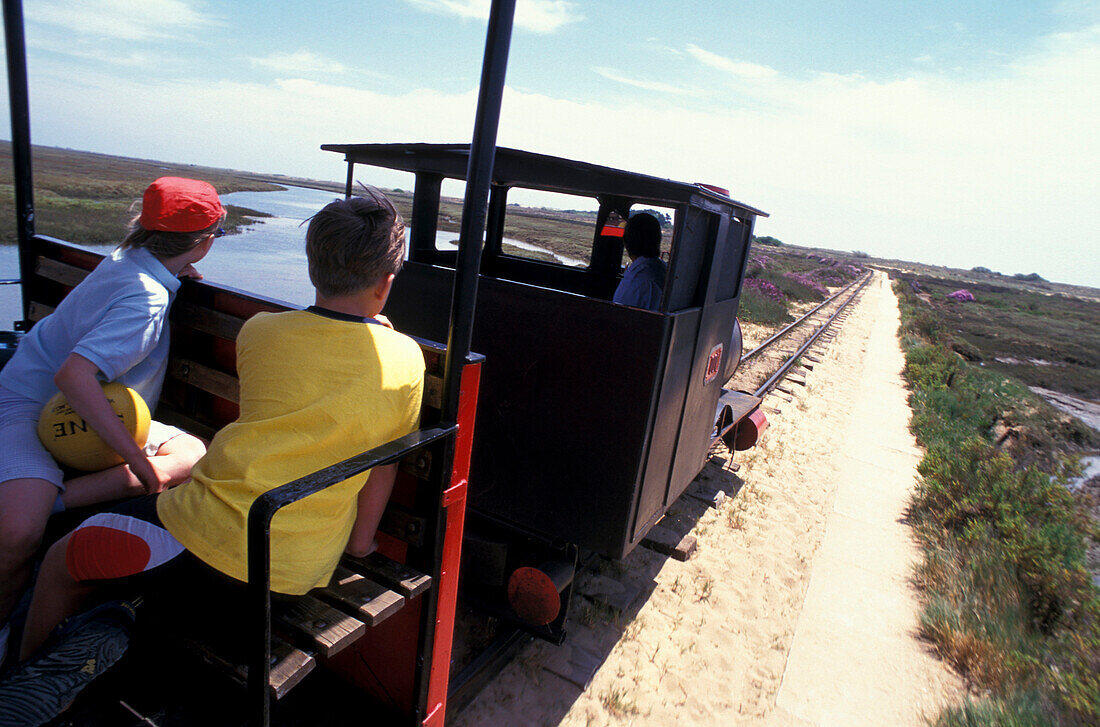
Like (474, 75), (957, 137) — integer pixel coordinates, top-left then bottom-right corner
(3, 190), (423, 721)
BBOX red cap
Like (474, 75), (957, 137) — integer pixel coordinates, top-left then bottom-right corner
(139, 177), (225, 233)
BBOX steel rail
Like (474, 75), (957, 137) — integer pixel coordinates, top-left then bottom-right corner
(752, 272), (873, 398)
(740, 273), (866, 364)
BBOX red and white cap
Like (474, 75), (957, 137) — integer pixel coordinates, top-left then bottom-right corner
(139, 177), (225, 233)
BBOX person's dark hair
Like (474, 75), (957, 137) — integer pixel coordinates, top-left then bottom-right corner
(306, 189), (405, 298)
(624, 212), (662, 259)
(117, 215), (223, 258)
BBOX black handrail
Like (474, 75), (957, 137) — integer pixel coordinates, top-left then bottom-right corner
(246, 424), (457, 724)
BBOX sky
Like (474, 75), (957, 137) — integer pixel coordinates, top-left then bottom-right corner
(2, 0), (1098, 287)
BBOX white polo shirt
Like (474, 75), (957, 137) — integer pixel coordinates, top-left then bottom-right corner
(0, 247), (181, 409)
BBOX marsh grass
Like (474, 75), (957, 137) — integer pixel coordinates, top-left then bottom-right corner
(934, 692), (1054, 727)
(0, 144), (283, 246)
(899, 272), (1100, 401)
(896, 277), (1100, 727)
(753, 268), (827, 303)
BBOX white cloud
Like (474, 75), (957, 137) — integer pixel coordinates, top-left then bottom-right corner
(593, 67), (698, 96)
(250, 51), (347, 75)
(669, 27), (1100, 283)
(23, 37), (160, 68)
(403, 0), (582, 33)
(28, 0), (215, 41)
(685, 45), (779, 83)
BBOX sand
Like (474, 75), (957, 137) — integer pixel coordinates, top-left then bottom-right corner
(448, 272), (964, 726)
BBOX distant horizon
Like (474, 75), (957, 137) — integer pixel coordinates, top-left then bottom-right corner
(3, 138), (1094, 292)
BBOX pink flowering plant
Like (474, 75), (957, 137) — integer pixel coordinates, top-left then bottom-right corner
(783, 272), (829, 298)
(743, 277), (787, 302)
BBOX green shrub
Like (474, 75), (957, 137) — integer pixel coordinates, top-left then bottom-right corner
(903, 342), (962, 389)
(934, 692), (1053, 727)
(912, 439), (1088, 630)
(738, 287), (792, 325)
(897, 273), (1100, 726)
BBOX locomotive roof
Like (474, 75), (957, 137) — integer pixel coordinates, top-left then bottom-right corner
(321, 143), (768, 218)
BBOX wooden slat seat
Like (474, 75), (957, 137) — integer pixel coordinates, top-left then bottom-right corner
(343, 550), (432, 599)
(273, 595), (365, 659)
(185, 633), (316, 701)
(317, 566), (405, 627)
(272, 550), (433, 659)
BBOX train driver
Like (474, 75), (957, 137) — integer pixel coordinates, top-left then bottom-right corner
(612, 212), (666, 311)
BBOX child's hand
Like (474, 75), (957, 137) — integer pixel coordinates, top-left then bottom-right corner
(129, 455), (173, 495)
(177, 264), (203, 280)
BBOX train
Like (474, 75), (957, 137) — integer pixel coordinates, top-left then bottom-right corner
(1, 0), (767, 724)
(324, 142), (769, 641)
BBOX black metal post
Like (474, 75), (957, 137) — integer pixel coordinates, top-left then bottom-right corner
(411, 0), (514, 719)
(440, 0), (515, 422)
(3, 0), (35, 326)
(246, 504), (274, 727)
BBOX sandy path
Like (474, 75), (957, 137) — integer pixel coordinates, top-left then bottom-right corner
(766, 274), (964, 726)
(449, 272), (962, 726)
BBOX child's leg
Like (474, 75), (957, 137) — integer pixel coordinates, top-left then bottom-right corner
(0, 478), (58, 626)
(60, 432), (206, 509)
(18, 532), (95, 660)
(20, 496), (185, 660)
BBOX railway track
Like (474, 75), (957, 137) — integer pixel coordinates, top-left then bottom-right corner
(729, 272), (874, 401)
(448, 272), (875, 714)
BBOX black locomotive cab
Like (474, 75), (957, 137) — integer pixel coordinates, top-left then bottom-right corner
(324, 143), (768, 563)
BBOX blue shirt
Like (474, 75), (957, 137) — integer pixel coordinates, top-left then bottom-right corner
(613, 256), (667, 311)
(0, 247), (181, 408)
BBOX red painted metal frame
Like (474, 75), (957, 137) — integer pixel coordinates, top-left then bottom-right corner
(422, 360), (481, 727)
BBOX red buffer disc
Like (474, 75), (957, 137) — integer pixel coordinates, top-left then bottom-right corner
(507, 566), (562, 626)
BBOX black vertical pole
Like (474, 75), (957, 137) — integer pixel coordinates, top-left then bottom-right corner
(3, 0), (35, 327)
(440, 0), (515, 421)
(246, 509), (274, 727)
(413, 0), (514, 719)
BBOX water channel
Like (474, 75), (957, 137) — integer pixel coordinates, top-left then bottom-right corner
(0, 183), (583, 325)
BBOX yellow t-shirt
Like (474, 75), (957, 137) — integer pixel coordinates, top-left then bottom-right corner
(157, 309), (424, 594)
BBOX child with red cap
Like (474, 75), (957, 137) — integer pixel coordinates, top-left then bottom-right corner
(0, 177), (224, 669)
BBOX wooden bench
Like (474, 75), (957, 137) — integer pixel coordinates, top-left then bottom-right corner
(25, 236), (480, 722)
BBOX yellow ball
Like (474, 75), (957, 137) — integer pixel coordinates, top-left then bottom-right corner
(37, 382), (151, 472)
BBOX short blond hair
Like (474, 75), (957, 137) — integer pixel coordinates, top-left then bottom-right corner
(306, 189), (405, 298)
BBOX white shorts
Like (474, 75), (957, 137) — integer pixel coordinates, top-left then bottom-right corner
(0, 385), (185, 491)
